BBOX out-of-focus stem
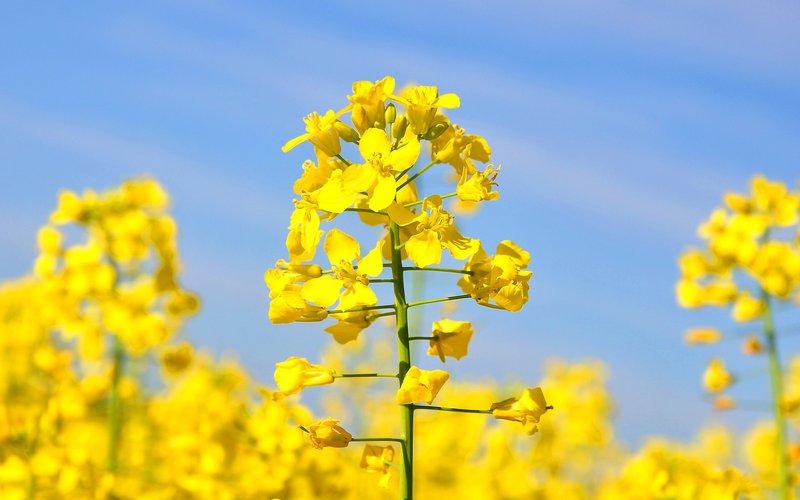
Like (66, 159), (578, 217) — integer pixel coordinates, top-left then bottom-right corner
(390, 220), (414, 500)
(761, 291), (789, 499)
(107, 335), (125, 472)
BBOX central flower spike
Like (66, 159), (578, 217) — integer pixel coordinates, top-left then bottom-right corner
(491, 387), (550, 435)
(396, 366), (449, 404)
(301, 229), (384, 310)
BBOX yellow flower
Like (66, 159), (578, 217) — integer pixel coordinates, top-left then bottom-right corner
(324, 310), (376, 344)
(264, 262), (327, 324)
(390, 195), (480, 268)
(307, 418), (352, 449)
(703, 358), (734, 393)
(286, 201), (324, 264)
(732, 292), (764, 322)
(50, 190), (85, 224)
(456, 164), (500, 203)
(428, 319), (474, 362)
(121, 178), (169, 208)
(301, 229), (384, 310)
(683, 327), (722, 345)
(161, 342), (193, 376)
(431, 124), (492, 175)
(282, 109), (348, 156)
(458, 240), (532, 311)
(273, 357), (335, 397)
(396, 366), (449, 404)
(320, 128), (421, 213)
(394, 85), (460, 135)
(37, 226), (62, 254)
(348, 76), (395, 133)
(491, 387), (550, 435)
(360, 444), (395, 488)
(751, 175), (799, 226)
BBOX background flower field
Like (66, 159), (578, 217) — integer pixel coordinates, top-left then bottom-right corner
(2, 2), (799, 498)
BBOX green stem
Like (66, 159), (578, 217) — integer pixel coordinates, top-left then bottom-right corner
(335, 154), (352, 166)
(412, 404), (493, 414)
(351, 437), (405, 443)
(327, 304), (395, 314)
(344, 207), (387, 215)
(390, 220), (414, 500)
(402, 266), (472, 275)
(369, 311), (397, 320)
(397, 160), (438, 190)
(409, 336), (436, 341)
(107, 335), (125, 472)
(334, 373), (398, 379)
(405, 192), (457, 208)
(761, 291), (789, 499)
(407, 294), (471, 309)
(370, 278), (396, 283)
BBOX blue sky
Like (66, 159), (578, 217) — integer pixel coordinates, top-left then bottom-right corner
(1, 1), (799, 446)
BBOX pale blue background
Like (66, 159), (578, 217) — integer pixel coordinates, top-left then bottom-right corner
(1, 1), (799, 446)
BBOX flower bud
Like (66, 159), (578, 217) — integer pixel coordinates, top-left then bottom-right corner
(334, 121), (360, 144)
(422, 121), (448, 141)
(392, 115), (408, 139)
(384, 103), (396, 124)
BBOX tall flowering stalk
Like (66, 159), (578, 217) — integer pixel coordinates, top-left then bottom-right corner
(677, 176), (800, 499)
(34, 179), (199, 473)
(266, 77), (549, 498)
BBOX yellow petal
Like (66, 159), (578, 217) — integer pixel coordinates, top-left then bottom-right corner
(340, 282), (378, 310)
(324, 321), (363, 344)
(359, 128), (391, 160)
(317, 171), (359, 213)
(386, 136), (421, 172)
(358, 241), (385, 277)
(441, 227), (480, 260)
(386, 202), (418, 226)
(341, 163), (378, 194)
(324, 229), (361, 265)
(435, 93), (460, 108)
(282, 132), (312, 153)
(406, 230), (442, 268)
(301, 276), (342, 307)
(369, 173), (397, 212)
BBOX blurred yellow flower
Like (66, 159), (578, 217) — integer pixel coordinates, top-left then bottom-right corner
(360, 444), (395, 488)
(684, 327), (722, 345)
(732, 292), (765, 322)
(703, 359), (734, 393)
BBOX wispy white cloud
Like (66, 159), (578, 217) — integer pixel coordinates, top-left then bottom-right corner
(0, 97), (287, 233)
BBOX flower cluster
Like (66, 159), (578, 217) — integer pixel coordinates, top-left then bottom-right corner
(265, 76), (544, 495)
(34, 179), (199, 356)
(676, 175), (800, 497)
